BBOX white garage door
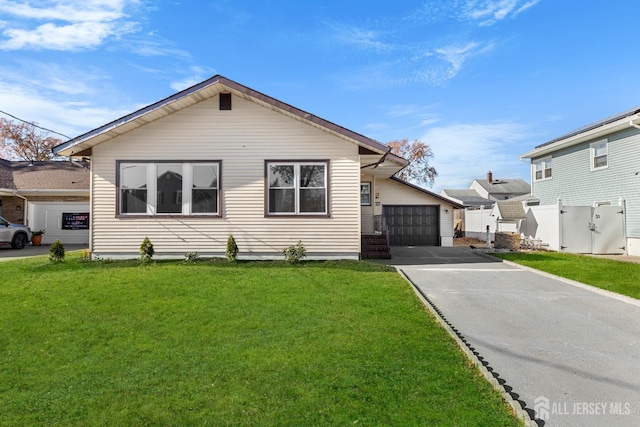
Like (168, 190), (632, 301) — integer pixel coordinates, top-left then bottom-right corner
(28, 202), (90, 245)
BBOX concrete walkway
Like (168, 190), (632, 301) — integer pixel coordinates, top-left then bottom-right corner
(390, 246), (640, 427)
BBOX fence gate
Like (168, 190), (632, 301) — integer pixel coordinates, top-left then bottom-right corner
(560, 205), (625, 254)
(592, 206), (625, 254)
(560, 206), (593, 253)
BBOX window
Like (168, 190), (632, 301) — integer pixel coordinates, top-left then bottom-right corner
(267, 162), (328, 215)
(591, 140), (608, 170)
(360, 182), (371, 206)
(534, 157), (552, 181)
(118, 161), (220, 216)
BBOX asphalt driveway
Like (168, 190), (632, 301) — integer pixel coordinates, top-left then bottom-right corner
(0, 244), (87, 261)
(392, 246), (640, 427)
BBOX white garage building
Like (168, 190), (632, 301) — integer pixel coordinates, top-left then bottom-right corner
(0, 160), (90, 245)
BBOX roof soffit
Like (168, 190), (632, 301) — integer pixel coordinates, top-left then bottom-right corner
(54, 76), (405, 163)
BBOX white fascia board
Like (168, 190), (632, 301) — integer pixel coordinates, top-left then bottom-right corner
(521, 114), (640, 160)
(17, 189), (90, 197)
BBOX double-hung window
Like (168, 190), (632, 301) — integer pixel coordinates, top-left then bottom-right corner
(118, 161), (220, 216)
(591, 140), (608, 170)
(534, 157), (552, 181)
(267, 161), (328, 215)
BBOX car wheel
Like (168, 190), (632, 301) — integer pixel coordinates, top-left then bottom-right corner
(11, 232), (28, 249)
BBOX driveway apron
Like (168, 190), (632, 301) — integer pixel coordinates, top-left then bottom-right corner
(393, 246), (640, 427)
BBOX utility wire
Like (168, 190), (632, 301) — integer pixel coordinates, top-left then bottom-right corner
(0, 109), (71, 139)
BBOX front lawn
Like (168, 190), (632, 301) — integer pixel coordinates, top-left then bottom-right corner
(493, 251), (640, 299)
(0, 255), (520, 426)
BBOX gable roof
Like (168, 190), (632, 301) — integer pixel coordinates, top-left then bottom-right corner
(53, 75), (408, 170)
(496, 200), (527, 221)
(0, 159), (89, 195)
(473, 178), (530, 195)
(11, 161), (90, 192)
(441, 189), (493, 207)
(521, 106), (640, 159)
(390, 177), (464, 209)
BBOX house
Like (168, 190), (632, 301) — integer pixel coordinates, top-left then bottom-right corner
(469, 171), (530, 201)
(52, 75), (462, 260)
(521, 106), (640, 255)
(441, 172), (530, 240)
(0, 159), (90, 244)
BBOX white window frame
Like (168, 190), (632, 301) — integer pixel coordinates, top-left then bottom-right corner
(266, 161), (328, 216)
(360, 182), (371, 206)
(590, 139), (608, 171)
(118, 161), (220, 216)
(533, 157), (552, 181)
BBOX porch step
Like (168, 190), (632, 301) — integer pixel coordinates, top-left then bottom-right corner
(361, 234), (391, 260)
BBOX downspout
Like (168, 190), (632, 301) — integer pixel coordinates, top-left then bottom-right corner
(12, 191), (28, 225)
(630, 118), (640, 130)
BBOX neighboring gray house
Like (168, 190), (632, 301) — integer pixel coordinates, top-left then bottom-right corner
(521, 106), (640, 255)
(441, 172), (530, 239)
(469, 172), (531, 201)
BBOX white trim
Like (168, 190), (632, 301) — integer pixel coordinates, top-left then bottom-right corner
(521, 113), (640, 159)
(590, 139), (608, 171)
(533, 156), (552, 182)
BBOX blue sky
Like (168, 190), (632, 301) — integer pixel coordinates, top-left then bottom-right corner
(1, 0), (639, 192)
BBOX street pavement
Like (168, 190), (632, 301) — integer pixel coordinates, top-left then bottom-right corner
(391, 246), (640, 427)
(0, 243), (88, 261)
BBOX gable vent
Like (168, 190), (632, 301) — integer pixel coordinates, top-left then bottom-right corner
(219, 93), (232, 110)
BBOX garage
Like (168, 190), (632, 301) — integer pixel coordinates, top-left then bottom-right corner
(28, 202), (90, 245)
(383, 205), (440, 246)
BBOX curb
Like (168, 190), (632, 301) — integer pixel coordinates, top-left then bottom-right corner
(396, 267), (540, 427)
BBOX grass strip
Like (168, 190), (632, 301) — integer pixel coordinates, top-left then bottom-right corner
(493, 251), (640, 300)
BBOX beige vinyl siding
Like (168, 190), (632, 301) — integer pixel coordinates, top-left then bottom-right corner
(91, 95), (361, 258)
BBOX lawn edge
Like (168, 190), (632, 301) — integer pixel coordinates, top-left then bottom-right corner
(395, 267), (537, 427)
(496, 257), (640, 308)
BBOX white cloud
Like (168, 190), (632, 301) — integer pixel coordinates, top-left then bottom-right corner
(169, 66), (216, 91)
(0, 80), (129, 138)
(328, 22), (393, 52)
(421, 121), (533, 192)
(0, 0), (140, 51)
(461, 0), (541, 26)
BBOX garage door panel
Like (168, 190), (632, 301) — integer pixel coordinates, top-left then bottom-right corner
(383, 205), (440, 246)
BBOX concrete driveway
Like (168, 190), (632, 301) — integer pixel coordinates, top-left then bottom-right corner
(391, 246), (640, 427)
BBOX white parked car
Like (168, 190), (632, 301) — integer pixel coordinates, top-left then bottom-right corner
(0, 216), (32, 249)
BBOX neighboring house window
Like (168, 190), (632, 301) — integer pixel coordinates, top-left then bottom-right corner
(591, 140), (608, 170)
(360, 182), (371, 206)
(267, 161), (328, 215)
(534, 157), (552, 181)
(118, 161), (220, 216)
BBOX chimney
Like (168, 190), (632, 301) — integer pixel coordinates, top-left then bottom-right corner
(487, 171), (493, 183)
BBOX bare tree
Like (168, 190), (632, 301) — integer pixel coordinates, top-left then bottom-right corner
(388, 138), (437, 187)
(0, 118), (61, 161)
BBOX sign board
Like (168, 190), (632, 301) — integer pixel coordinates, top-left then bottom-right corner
(62, 212), (90, 230)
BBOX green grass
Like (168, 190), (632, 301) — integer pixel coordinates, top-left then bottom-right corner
(493, 251), (640, 299)
(0, 254), (521, 426)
